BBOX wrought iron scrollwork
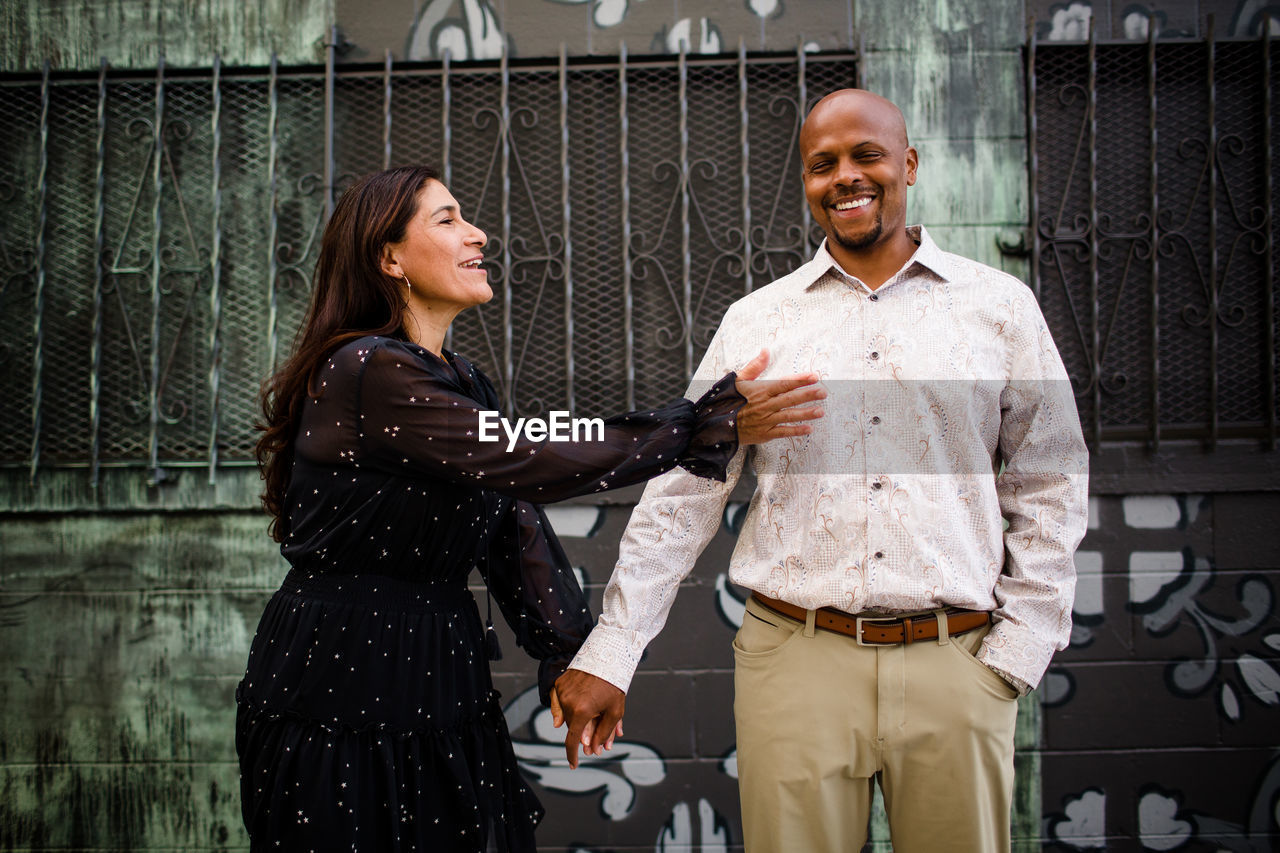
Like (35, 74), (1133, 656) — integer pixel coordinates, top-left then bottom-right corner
(0, 179), (35, 372)
(1031, 35), (1277, 445)
(748, 93), (809, 280)
(0, 49), (861, 474)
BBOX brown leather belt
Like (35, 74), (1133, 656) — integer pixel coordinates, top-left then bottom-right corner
(751, 592), (990, 646)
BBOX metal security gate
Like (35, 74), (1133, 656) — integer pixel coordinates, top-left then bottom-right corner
(0, 46), (858, 484)
(1028, 21), (1277, 450)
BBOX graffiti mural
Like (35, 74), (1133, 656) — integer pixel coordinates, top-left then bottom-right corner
(503, 684), (667, 821)
(407, 0), (507, 61)
(1030, 0), (1276, 39)
(1132, 545), (1277, 720)
(391, 0), (851, 60)
(1043, 494), (1280, 850)
(514, 486), (1280, 850)
(528, 491), (1280, 849)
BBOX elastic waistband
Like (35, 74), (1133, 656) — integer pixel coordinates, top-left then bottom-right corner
(278, 569), (473, 614)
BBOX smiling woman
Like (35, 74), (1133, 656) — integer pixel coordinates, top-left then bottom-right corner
(379, 180), (495, 344)
(237, 167), (824, 851)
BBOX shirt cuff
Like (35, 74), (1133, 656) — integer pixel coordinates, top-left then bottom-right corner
(977, 617), (1055, 696)
(984, 662), (1032, 697)
(567, 625), (645, 695)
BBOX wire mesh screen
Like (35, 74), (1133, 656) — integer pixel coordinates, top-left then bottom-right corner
(0, 51), (858, 480)
(1031, 36), (1277, 448)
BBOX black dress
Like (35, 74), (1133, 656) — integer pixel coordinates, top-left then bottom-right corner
(236, 335), (742, 852)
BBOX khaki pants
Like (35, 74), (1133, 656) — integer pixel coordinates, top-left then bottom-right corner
(733, 595), (1019, 853)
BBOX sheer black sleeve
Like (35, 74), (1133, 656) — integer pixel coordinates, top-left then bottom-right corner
(476, 497), (592, 705)
(352, 339), (743, 500)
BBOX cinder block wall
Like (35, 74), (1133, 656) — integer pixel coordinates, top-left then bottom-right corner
(1039, 493), (1280, 851)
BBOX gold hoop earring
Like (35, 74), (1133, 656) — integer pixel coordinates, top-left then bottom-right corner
(401, 274), (412, 292)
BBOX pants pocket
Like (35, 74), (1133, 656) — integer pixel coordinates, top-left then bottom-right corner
(732, 600), (805, 659)
(946, 625), (1019, 701)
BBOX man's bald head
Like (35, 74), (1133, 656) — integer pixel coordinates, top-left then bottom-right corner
(801, 89), (910, 151)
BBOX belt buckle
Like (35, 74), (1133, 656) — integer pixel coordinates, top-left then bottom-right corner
(854, 615), (898, 646)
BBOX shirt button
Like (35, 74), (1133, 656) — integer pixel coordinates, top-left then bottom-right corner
(874, 551), (884, 559)
(870, 351), (879, 360)
(871, 416), (881, 425)
(872, 480), (883, 490)
(869, 293), (879, 302)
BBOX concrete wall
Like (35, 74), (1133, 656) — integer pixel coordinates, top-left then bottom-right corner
(1041, 493), (1280, 851)
(1, 0), (334, 71)
(4, 491), (1278, 849)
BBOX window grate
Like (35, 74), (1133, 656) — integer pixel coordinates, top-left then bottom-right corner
(0, 49), (858, 483)
(1029, 28), (1277, 450)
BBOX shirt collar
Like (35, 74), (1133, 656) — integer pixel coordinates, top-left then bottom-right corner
(802, 225), (956, 291)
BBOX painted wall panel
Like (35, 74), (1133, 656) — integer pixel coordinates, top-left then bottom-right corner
(0, 762), (242, 849)
(7, 493), (1274, 848)
(1029, 0), (1275, 40)
(1, 0), (334, 72)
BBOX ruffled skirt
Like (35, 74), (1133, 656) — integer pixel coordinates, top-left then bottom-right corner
(236, 570), (542, 852)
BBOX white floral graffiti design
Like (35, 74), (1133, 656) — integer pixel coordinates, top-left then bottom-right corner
(541, 0), (634, 29)
(1131, 546), (1277, 721)
(503, 685), (666, 820)
(407, 0), (506, 61)
(656, 799), (732, 851)
(1047, 788), (1106, 849)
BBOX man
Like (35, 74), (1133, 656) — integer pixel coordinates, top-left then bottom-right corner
(551, 89), (1088, 852)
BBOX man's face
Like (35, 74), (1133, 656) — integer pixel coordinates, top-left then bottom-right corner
(800, 93), (917, 259)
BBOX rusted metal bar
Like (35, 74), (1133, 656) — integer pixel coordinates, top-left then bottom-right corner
(207, 55), (223, 483)
(1087, 21), (1102, 448)
(90, 58), (106, 486)
(323, 25), (336, 220)
(146, 56), (165, 484)
(559, 44), (575, 411)
(1207, 17), (1219, 447)
(383, 49), (393, 170)
(679, 45), (692, 378)
(1265, 18), (1276, 449)
(1148, 15), (1161, 450)
(30, 61), (49, 484)
(739, 39), (752, 295)
(1027, 18), (1040, 302)
(500, 46), (513, 416)
(620, 45), (634, 409)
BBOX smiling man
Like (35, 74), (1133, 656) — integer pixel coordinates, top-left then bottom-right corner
(553, 89), (1089, 852)
(800, 89), (919, 287)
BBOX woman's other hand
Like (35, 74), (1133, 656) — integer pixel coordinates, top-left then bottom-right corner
(733, 349), (825, 445)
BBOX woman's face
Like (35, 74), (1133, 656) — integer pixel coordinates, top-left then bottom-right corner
(384, 179), (491, 313)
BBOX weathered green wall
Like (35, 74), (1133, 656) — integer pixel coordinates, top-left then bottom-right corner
(861, 0), (1029, 277)
(1, 512), (279, 848)
(1, 0), (333, 71)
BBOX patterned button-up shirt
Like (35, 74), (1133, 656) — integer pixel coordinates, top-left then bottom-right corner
(570, 227), (1089, 693)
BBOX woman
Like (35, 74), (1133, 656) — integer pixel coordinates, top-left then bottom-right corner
(237, 166), (822, 852)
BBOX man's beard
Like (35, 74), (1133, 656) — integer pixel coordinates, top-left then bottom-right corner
(831, 214), (883, 252)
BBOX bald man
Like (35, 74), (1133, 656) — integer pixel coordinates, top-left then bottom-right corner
(553, 90), (1088, 852)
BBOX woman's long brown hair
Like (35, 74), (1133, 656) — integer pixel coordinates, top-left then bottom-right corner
(256, 165), (441, 541)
